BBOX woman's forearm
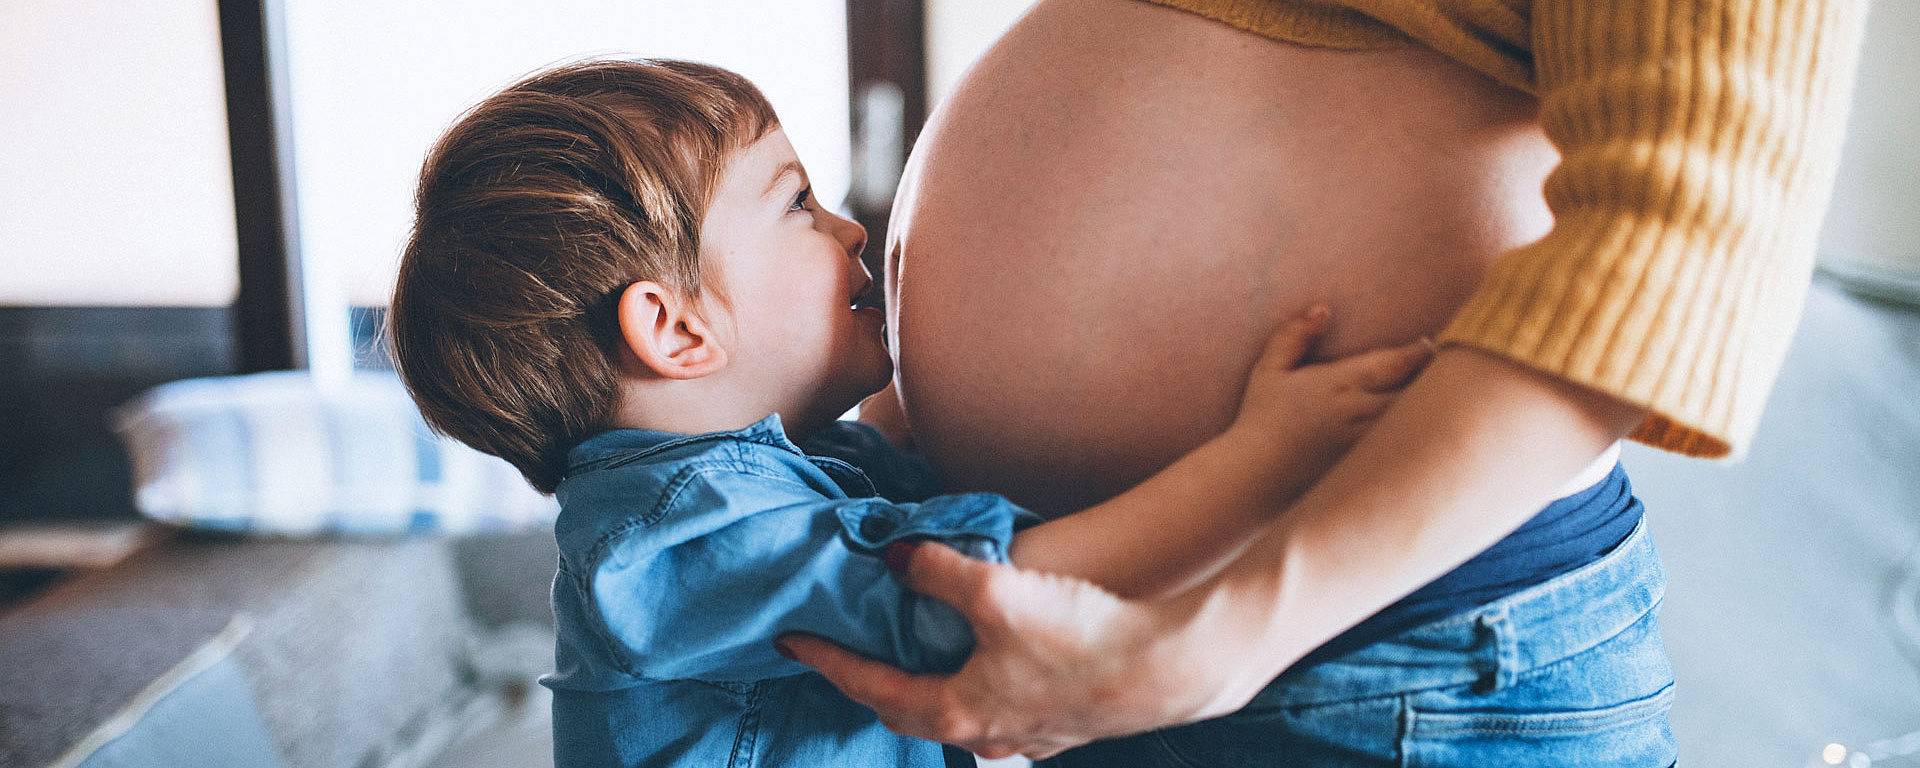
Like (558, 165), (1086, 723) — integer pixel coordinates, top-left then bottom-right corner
(1181, 346), (1648, 687)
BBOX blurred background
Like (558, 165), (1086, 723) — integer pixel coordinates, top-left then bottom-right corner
(1, 1), (1914, 767)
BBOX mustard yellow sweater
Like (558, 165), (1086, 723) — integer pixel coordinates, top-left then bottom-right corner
(1140, 0), (1868, 458)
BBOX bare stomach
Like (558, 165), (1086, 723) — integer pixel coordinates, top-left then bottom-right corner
(888, 0), (1562, 515)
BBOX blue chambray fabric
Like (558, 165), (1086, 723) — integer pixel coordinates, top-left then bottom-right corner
(542, 415), (1037, 768)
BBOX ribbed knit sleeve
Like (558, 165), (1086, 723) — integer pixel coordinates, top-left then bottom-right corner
(1439, 0), (1867, 457)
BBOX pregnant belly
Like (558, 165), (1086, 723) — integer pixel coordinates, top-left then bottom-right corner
(888, 0), (1559, 515)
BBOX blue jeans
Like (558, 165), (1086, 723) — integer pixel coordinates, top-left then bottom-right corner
(1041, 520), (1676, 768)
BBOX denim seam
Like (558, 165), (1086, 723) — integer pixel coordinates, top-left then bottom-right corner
(583, 463), (823, 566)
(568, 430), (785, 477)
(570, 562), (645, 679)
(1505, 594), (1665, 691)
(1401, 519), (1652, 643)
(1263, 668), (1487, 711)
(1406, 682), (1676, 737)
(1511, 590), (1662, 676)
(649, 463), (825, 530)
(1254, 529), (1660, 711)
(579, 464), (825, 676)
(1379, 522), (1656, 685)
(1489, 609), (1519, 693)
(1397, 694), (1416, 768)
(1281, 597), (1665, 722)
(808, 454), (878, 497)
(726, 680), (766, 768)
(696, 679), (760, 694)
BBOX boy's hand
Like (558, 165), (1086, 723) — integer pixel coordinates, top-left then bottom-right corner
(1230, 306), (1434, 486)
(858, 381), (914, 450)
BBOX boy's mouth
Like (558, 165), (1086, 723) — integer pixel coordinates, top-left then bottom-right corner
(851, 279), (879, 312)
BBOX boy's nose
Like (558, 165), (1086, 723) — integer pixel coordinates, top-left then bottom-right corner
(834, 212), (868, 259)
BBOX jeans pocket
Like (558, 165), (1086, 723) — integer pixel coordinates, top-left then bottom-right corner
(1403, 682), (1677, 768)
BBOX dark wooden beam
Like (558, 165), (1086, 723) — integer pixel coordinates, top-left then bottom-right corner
(846, 0), (928, 299)
(217, 0), (304, 372)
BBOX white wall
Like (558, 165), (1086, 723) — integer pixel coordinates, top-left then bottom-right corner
(925, 0), (1034, 105)
(282, 0), (851, 306)
(0, 0), (238, 306)
(1819, 0), (1920, 277)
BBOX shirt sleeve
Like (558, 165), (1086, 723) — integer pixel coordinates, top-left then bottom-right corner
(1438, 0), (1869, 458)
(582, 467), (1038, 682)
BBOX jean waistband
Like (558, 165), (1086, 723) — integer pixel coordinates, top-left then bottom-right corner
(1255, 517), (1663, 709)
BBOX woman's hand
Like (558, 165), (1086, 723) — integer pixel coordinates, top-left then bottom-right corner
(777, 542), (1260, 759)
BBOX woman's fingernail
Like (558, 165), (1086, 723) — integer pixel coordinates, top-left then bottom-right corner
(1419, 336), (1438, 352)
(884, 540), (920, 574)
(774, 639), (797, 661)
(1306, 305), (1331, 321)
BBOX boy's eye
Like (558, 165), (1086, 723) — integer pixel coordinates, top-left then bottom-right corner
(788, 186), (812, 213)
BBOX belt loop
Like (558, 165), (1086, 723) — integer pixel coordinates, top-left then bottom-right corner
(1470, 608), (1518, 694)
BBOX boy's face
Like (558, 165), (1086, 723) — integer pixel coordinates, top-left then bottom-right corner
(699, 128), (891, 429)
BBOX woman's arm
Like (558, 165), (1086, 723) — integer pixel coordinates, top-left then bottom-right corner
(782, 347), (1644, 758)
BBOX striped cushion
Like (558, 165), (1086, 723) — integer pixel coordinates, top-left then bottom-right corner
(111, 371), (556, 535)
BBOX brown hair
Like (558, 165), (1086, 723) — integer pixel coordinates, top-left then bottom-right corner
(389, 58), (778, 492)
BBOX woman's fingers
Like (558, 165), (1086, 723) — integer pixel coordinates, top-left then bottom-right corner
(776, 633), (951, 732)
(890, 539), (1003, 615)
(789, 543), (1254, 758)
(780, 542), (1006, 747)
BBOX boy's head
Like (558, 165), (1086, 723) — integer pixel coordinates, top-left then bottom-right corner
(392, 58), (884, 493)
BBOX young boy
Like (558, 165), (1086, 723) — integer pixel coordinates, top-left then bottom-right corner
(389, 58), (1431, 768)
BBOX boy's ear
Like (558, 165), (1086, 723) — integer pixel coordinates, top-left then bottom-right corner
(617, 281), (729, 379)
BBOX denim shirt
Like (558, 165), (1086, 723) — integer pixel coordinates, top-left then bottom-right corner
(541, 415), (1037, 768)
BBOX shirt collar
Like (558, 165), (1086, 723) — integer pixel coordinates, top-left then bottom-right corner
(565, 413), (801, 475)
